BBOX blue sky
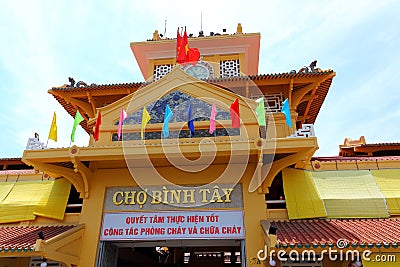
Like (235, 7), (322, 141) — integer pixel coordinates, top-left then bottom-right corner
(0, 0), (399, 157)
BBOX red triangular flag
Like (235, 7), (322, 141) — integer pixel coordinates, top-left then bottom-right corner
(94, 111), (102, 141)
(230, 98), (240, 128)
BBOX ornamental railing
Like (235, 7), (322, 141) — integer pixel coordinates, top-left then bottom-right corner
(25, 137), (46, 150)
(290, 124), (315, 138)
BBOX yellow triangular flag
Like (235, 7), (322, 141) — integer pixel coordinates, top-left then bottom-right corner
(48, 112), (57, 142)
(141, 107), (151, 139)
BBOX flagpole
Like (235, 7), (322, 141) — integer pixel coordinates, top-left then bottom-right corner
(214, 128), (216, 142)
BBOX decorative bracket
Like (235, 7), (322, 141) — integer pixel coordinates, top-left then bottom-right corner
(69, 146), (92, 198)
(35, 225), (85, 267)
(54, 92), (94, 118)
(261, 148), (316, 193)
(25, 161), (89, 199)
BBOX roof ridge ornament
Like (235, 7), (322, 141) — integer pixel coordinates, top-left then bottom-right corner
(297, 60), (320, 74)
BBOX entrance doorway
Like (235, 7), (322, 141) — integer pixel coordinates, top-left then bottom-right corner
(97, 239), (244, 267)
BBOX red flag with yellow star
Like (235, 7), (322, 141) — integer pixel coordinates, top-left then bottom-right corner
(177, 28), (188, 64)
(176, 27), (200, 65)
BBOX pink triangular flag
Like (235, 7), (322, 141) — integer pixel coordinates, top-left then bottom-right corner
(117, 108), (128, 140)
(209, 103), (217, 134)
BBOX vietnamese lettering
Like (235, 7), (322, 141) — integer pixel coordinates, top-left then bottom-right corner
(206, 214), (219, 222)
(125, 215), (147, 224)
(187, 215), (204, 223)
(167, 215), (185, 224)
(112, 185), (234, 208)
(125, 227), (139, 235)
(167, 227), (186, 235)
(103, 227), (123, 236)
(188, 226), (198, 234)
(140, 227), (165, 235)
(200, 226), (219, 234)
(222, 226), (241, 234)
(112, 189), (148, 208)
(150, 215), (164, 223)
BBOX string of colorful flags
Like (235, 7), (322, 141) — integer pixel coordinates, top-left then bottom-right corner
(46, 98), (292, 144)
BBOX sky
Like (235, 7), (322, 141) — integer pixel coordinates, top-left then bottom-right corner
(0, 0), (399, 158)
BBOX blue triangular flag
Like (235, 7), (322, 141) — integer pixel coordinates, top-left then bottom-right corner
(163, 105), (173, 137)
(188, 102), (195, 136)
(281, 98), (292, 128)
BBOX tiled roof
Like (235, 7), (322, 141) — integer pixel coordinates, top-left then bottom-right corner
(271, 219), (400, 247)
(50, 81), (145, 92)
(0, 225), (75, 251)
(50, 70), (335, 91)
(339, 139), (400, 157)
(360, 142), (400, 147)
(312, 156), (400, 162)
(0, 158), (22, 161)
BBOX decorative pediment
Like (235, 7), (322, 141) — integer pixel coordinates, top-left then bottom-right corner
(92, 67), (259, 145)
(112, 90), (240, 140)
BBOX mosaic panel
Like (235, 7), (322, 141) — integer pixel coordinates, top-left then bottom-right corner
(112, 128), (240, 141)
(113, 91), (238, 140)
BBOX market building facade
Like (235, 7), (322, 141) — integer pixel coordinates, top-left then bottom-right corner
(0, 23), (399, 267)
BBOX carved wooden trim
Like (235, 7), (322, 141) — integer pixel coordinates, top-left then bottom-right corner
(261, 148), (316, 193)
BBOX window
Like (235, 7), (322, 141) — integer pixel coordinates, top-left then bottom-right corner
(220, 59), (240, 78)
(154, 64), (173, 80)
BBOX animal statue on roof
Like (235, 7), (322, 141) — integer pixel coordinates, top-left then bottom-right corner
(298, 66), (309, 73)
(67, 77), (75, 87)
(298, 60), (319, 73)
(66, 77), (89, 87)
(76, 81), (88, 87)
(309, 60), (318, 72)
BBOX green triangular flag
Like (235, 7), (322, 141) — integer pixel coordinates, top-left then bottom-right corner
(255, 97), (266, 126)
(71, 110), (84, 142)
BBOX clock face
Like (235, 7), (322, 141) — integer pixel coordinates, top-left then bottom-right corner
(184, 61), (214, 79)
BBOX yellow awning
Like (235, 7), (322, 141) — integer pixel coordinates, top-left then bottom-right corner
(282, 168), (327, 219)
(282, 168), (390, 219)
(0, 178), (71, 223)
(372, 169), (400, 215)
(312, 170), (389, 218)
(34, 178), (71, 220)
(0, 183), (14, 201)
